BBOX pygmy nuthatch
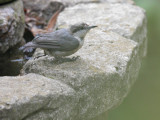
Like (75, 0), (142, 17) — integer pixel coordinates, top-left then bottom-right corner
(20, 23), (97, 59)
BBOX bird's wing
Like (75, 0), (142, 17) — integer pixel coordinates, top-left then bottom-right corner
(33, 29), (79, 51)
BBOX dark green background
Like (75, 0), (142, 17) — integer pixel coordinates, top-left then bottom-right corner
(108, 0), (160, 120)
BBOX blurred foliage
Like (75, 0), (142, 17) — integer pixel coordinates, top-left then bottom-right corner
(108, 0), (160, 120)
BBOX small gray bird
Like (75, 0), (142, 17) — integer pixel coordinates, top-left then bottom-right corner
(20, 23), (97, 59)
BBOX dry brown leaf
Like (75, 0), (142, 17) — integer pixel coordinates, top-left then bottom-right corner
(45, 6), (63, 32)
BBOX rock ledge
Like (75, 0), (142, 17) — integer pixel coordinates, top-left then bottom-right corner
(0, 0), (147, 120)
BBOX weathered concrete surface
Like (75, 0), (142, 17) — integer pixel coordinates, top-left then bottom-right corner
(0, 1), (147, 120)
(22, 30), (138, 120)
(0, 0), (25, 54)
(54, 0), (135, 5)
(58, 3), (147, 56)
(58, 3), (145, 40)
(23, 0), (134, 8)
(101, 0), (134, 4)
(0, 74), (77, 120)
(22, 0), (134, 23)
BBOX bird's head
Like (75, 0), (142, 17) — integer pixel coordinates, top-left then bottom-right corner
(70, 23), (97, 39)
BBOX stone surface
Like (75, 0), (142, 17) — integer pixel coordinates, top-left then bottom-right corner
(101, 0), (134, 4)
(23, 0), (134, 6)
(23, 0), (134, 9)
(0, 74), (77, 120)
(22, 29), (139, 120)
(58, 3), (147, 57)
(23, 0), (98, 8)
(0, 0), (25, 54)
(58, 3), (145, 40)
(22, 0), (134, 26)
(0, 1), (147, 120)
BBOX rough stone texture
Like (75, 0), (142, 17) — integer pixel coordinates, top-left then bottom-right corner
(0, 0), (25, 54)
(101, 0), (134, 4)
(23, 0), (134, 8)
(0, 1), (147, 120)
(23, 0), (98, 8)
(58, 3), (147, 57)
(58, 3), (145, 40)
(22, 0), (134, 23)
(22, 30), (138, 120)
(0, 74), (77, 120)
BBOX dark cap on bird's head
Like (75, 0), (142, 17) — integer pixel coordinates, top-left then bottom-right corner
(70, 23), (97, 34)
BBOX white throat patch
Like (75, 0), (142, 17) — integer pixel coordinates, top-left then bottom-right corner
(73, 29), (88, 39)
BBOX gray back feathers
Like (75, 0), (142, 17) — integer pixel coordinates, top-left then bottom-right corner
(27, 29), (80, 51)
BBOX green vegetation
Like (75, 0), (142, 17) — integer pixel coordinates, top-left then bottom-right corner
(108, 0), (160, 120)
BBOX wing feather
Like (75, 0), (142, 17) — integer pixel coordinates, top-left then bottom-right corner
(32, 29), (79, 51)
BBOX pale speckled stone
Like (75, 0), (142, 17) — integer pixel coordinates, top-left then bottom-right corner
(23, 0), (134, 8)
(101, 0), (134, 4)
(58, 3), (145, 40)
(58, 3), (147, 57)
(0, 74), (77, 120)
(22, 0), (134, 23)
(54, 0), (134, 5)
(21, 29), (139, 120)
(0, 0), (25, 53)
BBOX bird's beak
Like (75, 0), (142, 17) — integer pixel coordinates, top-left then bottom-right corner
(88, 25), (97, 29)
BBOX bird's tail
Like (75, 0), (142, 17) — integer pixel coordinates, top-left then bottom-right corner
(19, 42), (36, 53)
